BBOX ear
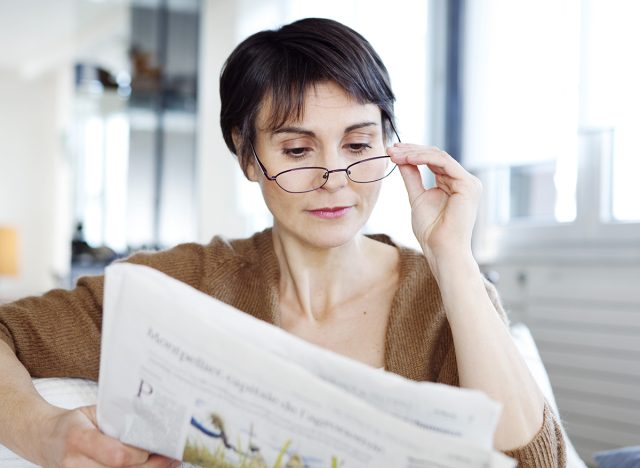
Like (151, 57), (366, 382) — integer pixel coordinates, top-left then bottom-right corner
(232, 129), (259, 183)
(231, 128), (242, 153)
(245, 161), (259, 182)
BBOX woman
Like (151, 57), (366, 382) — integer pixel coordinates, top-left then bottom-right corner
(0, 18), (564, 467)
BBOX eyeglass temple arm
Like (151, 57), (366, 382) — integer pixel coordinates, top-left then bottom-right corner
(249, 141), (276, 180)
(387, 119), (402, 144)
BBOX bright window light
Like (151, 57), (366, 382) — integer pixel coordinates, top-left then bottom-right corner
(104, 115), (129, 252)
(582, 0), (640, 222)
(82, 117), (105, 247)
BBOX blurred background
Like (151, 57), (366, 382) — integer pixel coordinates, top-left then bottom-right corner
(0, 0), (638, 465)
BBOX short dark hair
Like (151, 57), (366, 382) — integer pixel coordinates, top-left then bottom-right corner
(219, 17), (397, 177)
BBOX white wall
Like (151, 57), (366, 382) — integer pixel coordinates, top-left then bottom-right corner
(0, 68), (72, 298)
(0, 0), (126, 299)
(196, 0), (255, 244)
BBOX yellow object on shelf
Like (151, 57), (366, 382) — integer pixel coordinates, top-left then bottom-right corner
(0, 226), (19, 276)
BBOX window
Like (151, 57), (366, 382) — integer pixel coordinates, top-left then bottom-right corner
(74, 97), (130, 252)
(465, 0), (640, 258)
(582, 1), (640, 223)
(73, 1), (200, 252)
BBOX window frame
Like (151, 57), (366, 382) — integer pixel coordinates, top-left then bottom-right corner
(473, 132), (640, 263)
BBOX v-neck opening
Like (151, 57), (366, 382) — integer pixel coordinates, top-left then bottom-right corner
(253, 228), (421, 376)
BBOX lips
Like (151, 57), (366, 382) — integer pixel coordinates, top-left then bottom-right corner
(307, 206), (353, 219)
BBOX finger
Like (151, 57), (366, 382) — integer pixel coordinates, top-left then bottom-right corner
(390, 143), (441, 154)
(71, 428), (150, 466)
(426, 162), (448, 176)
(402, 150), (478, 193)
(388, 145), (441, 165)
(390, 145), (467, 179)
(397, 164), (426, 205)
(407, 151), (465, 178)
(435, 174), (453, 196)
(436, 172), (483, 198)
(132, 454), (181, 468)
(60, 453), (110, 468)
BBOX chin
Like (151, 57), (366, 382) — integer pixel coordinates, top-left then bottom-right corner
(307, 228), (359, 249)
(280, 217), (365, 250)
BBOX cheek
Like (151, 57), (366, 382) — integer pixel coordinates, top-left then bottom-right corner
(360, 181), (383, 206)
(257, 178), (292, 216)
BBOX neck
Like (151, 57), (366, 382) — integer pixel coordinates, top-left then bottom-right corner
(271, 224), (372, 323)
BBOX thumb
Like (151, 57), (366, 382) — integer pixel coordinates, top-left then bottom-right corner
(397, 164), (425, 205)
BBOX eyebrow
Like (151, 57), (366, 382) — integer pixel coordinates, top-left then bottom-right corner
(270, 121), (379, 138)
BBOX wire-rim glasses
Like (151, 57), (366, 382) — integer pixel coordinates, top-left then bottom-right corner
(249, 126), (401, 194)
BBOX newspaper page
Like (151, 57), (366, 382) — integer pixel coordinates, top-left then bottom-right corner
(97, 263), (515, 468)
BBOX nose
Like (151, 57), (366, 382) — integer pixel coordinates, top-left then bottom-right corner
(320, 167), (349, 192)
(317, 148), (349, 192)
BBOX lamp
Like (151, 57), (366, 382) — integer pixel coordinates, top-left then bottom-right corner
(0, 226), (19, 277)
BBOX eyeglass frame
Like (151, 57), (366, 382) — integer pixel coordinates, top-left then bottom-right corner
(248, 124), (402, 194)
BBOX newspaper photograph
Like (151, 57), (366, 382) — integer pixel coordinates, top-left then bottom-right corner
(97, 263), (515, 468)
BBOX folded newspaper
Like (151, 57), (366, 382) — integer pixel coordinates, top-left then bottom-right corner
(97, 263), (515, 468)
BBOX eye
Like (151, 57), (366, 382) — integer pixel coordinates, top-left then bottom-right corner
(282, 148), (306, 158)
(346, 143), (372, 155)
(282, 146), (313, 159)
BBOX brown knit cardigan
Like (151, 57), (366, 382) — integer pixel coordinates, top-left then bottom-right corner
(0, 229), (565, 466)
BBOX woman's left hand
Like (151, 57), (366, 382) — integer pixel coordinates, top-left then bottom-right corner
(388, 143), (483, 266)
(389, 144), (548, 452)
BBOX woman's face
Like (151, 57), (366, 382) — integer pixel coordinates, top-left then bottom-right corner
(249, 81), (388, 250)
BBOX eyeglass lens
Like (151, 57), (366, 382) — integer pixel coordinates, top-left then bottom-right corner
(275, 157), (396, 193)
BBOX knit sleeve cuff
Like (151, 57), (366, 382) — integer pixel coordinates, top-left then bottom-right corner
(0, 322), (16, 353)
(504, 402), (567, 468)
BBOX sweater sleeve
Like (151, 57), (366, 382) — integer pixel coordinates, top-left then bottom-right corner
(505, 402), (567, 467)
(0, 242), (207, 381)
(0, 276), (105, 380)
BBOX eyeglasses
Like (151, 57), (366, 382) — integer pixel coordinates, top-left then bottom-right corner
(249, 126), (401, 194)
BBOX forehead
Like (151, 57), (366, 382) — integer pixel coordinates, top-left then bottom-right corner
(255, 81), (382, 132)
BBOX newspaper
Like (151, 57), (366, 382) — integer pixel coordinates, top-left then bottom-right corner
(97, 263), (515, 468)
